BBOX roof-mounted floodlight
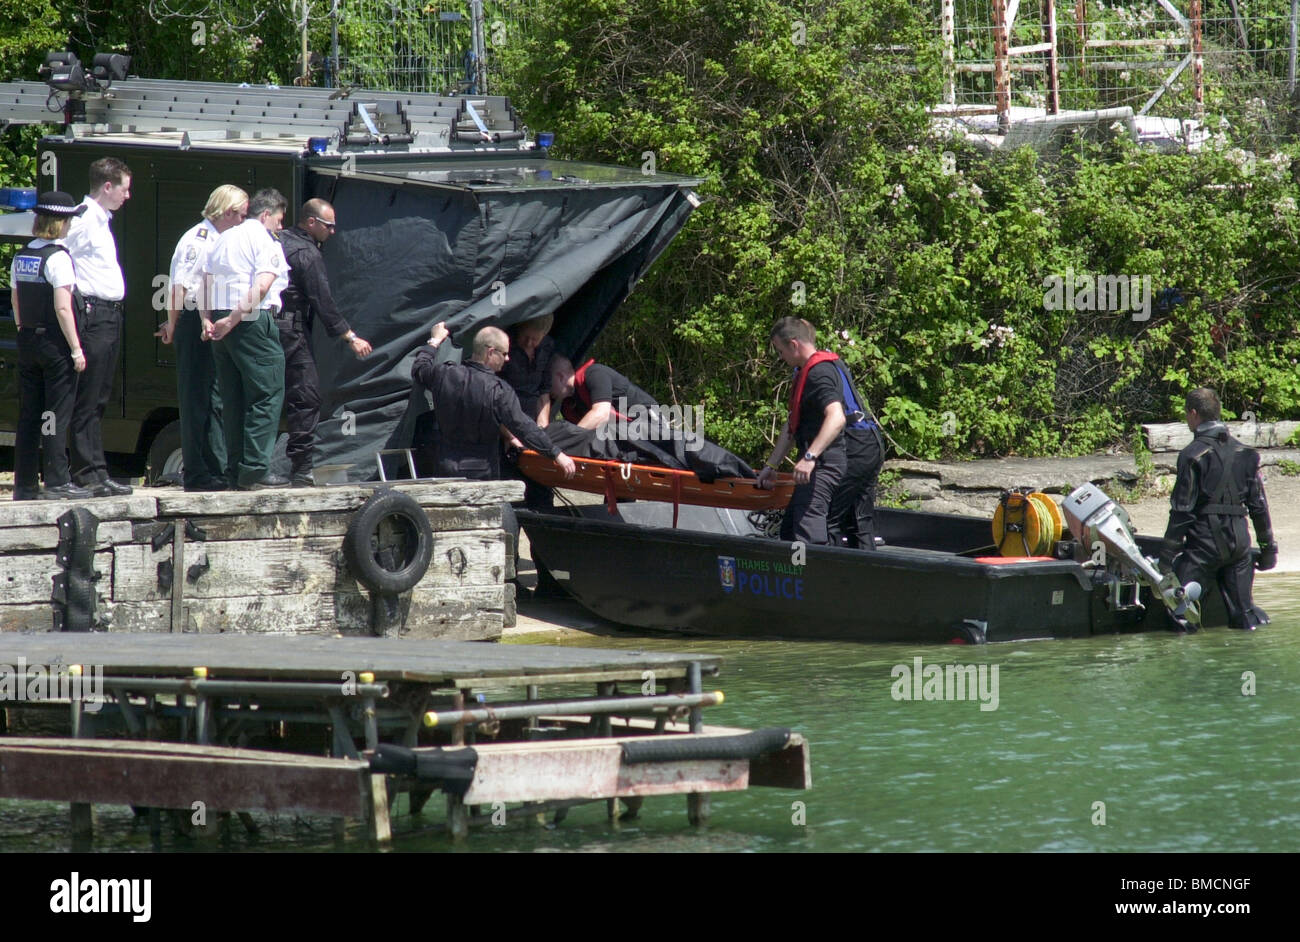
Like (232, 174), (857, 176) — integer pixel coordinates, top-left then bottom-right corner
(92, 53), (131, 84)
(40, 51), (91, 92)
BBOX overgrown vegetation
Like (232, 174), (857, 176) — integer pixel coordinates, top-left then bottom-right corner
(3, 1), (1299, 465)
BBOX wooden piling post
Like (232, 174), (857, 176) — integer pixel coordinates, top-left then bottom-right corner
(685, 662), (710, 827)
(992, 0), (1012, 134)
(367, 774), (391, 843)
(1191, 0), (1204, 120)
(69, 696), (93, 841)
(1044, 0), (1060, 114)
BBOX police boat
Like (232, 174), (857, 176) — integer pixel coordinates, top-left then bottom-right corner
(517, 475), (1223, 644)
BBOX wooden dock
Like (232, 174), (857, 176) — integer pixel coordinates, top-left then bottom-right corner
(0, 481), (520, 640)
(0, 634), (810, 844)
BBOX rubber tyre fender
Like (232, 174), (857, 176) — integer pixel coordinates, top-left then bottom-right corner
(343, 489), (434, 594)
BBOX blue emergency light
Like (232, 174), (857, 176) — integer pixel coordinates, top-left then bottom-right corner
(0, 188), (38, 211)
(307, 137), (329, 155)
(537, 132), (554, 149)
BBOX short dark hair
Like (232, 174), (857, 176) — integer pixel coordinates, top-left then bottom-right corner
(301, 197), (332, 220)
(249, 188), (288, 218)
(770, 316), (815, 345)
(1186, 387), (1221, 421)
(89, 157), (131, 191)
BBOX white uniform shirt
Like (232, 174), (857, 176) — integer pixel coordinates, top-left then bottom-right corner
(203, 218), (289, 317)
(65, 197), (124, 300)
(168, 218), (220, 310)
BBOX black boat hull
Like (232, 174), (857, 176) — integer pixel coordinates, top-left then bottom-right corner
(518, 504), (1231, 643)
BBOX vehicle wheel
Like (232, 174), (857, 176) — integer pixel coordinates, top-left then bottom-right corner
(343, 489), (434, 594)
(145, 420), (183, 485)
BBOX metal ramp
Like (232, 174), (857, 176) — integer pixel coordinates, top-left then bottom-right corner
(0, 78), (524, 155)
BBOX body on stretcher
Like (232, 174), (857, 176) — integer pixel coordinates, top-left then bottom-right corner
(515, 450), (795, 518)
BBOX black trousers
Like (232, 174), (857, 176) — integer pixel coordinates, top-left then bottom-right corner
(780, 446), (846, 546)
(276, 319), (320, 475)
(1173, 517), (1265, 630)
(15, 328), (77, 491)
(828, 426), (885, 549)
(69, 297), (122, 485)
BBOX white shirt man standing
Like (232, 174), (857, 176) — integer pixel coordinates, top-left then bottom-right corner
(201, 187), (291, 489)
(65, 156), (132, 496)
(155, 184), (249, 491)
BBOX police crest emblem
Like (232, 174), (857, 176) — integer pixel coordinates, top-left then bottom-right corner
(717, 556), (736, 592)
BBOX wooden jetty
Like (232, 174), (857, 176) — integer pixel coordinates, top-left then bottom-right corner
(0, 481), (520, 640)
(0, 634), (811, 843)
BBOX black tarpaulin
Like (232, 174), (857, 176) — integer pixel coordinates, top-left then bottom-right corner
(291, 157), (700, 480)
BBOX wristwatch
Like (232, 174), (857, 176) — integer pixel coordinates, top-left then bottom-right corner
(802, 451), (818, 462)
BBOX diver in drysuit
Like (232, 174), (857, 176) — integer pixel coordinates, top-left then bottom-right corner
(1159, 388), (1277, 631)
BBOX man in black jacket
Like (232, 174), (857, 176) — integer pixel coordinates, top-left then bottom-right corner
(1160, 387), (1276, 631)
(276, 199), (372, 485)
(413, 322), (575, 481)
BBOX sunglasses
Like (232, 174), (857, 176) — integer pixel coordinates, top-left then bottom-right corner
(311, 216), (337, 230)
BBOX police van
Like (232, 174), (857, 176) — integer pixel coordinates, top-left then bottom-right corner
(0, 67), (700, 482)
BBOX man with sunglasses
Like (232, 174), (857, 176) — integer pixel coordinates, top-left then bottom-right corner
(276, 198), (372, 486)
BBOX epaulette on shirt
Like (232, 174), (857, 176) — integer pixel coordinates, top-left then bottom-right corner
(196, 228), (208, 240)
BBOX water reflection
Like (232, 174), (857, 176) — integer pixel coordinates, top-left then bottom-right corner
(3, 575), (1298, 852)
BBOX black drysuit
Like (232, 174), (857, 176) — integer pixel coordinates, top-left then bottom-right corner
(1162, 421), (1274, 630)
(411, 348), (559, 480)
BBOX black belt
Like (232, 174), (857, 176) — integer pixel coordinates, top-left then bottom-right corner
(1198, 503), (1247, 516)
(85, 296), (124, 312)
(18, 326), (49, 334)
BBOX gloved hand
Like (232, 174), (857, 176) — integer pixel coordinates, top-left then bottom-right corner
(1256, 542), (1278, 571)
(1158, 539), (1181, 569)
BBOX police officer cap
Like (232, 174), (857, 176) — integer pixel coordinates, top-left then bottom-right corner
(33, 191), (86, 218)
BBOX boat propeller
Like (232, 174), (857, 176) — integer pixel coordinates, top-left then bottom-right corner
(1060, 483), (1202, 628)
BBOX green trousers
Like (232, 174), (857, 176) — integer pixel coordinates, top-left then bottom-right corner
(174, 308), (227, 488)
(211, 310), (285, 488)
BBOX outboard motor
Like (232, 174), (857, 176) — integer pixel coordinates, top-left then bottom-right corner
(1061, 483), (1202, 627)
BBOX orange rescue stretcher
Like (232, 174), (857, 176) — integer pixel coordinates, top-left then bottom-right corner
(516, 450), (794, 526)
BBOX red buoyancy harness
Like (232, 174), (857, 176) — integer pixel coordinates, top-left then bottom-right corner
(560, 358), (630, 424)
(787, 350), (841, 435)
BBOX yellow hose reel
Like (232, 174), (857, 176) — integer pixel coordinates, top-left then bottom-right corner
(991, 491), (1067, 557)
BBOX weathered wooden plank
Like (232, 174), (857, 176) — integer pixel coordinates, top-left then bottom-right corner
(0, 495), (158, 527)
(112, 530), (505, 602)
(104, 586), (506, 639)
(0, 520), (134, 553)
(548, 716), (812, 790)
(0, 603), (56, 633)
(0, 633), (724, 683)
(1143, 420), (1300, 452)
(153, 481), (522, 517)
(128, 505), (502, 544)
(0, 550), (114, 605)
(459, 737), (750, 804)
(0, 738), (371, 818)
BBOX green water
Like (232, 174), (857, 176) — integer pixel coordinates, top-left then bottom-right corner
(3, 576), (1299, 852)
